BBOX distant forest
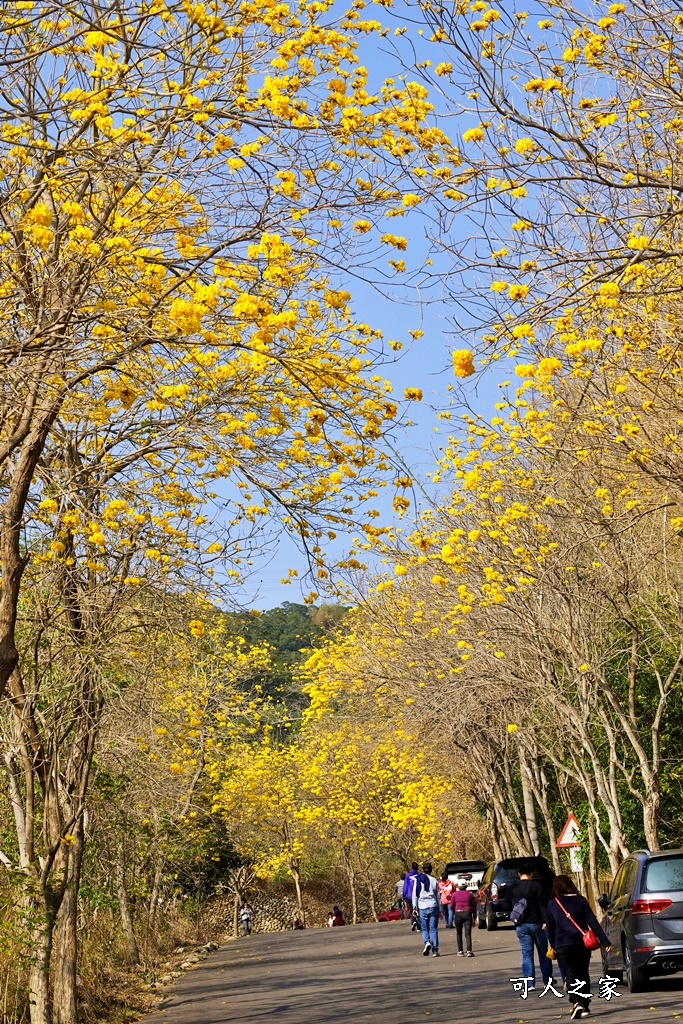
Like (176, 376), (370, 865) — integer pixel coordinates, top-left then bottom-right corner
(223, 602), (348, 705)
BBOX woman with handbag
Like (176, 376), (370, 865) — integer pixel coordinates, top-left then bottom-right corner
(545, 876), (611, 1020)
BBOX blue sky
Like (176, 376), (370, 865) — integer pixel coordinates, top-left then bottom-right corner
(237, 4), (511, 608)
(241, 271), (508, 609)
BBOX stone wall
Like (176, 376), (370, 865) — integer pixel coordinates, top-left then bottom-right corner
(206, 876), (399, 934)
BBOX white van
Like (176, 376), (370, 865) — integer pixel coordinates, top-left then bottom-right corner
(445, 860), (488, 893)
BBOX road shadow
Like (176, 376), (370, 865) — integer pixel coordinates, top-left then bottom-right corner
(147, 920), (683, 1024)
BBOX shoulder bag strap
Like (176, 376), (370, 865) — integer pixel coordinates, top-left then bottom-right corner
(554, 897), (586, 936)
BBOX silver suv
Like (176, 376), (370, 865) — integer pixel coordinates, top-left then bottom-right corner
(598, 849), (683, 993)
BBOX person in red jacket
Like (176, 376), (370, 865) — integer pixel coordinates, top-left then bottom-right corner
(449, 883), (477, 956)
(438, 873), (457, 928)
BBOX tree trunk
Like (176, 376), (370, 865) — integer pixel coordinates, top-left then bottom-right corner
(587, 818), (600, 909)
(526, 759), (561, 872)
(0, 407), (64, 703)
(491, 781), (527, 855)
(114, 857), (140, 967)
(54, 833), (86, 1024)
(501, 752), (534, 854)
(53, 889), (78, 1024)
(576, 736), (629, 864)
(233, 894), (240, 938)
(519, 753), (540, 855)
(643, 789), (660, 852)
(348, 869), (358, 925)
(366, 878), (378, 922)
(148, 857), (164, 926)
(291, 867), (304, 923)
(492, 803), (512, 857)
(486, 808), (503, 859)
(28, 910), (54, 1024)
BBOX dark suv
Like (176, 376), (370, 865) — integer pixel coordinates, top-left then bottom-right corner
(476, 856), (554, 930)
(599, 849), (683, 993)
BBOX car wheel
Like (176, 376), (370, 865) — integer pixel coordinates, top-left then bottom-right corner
(485, 903), (498, 931)
(625, 943), (648, 993)
(477, 912), (486, 930)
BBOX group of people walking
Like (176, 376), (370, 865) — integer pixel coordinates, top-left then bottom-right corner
(398, 860), (610, 1019)
(400, 862), (476, 957)
(246, 855), (609, 1019)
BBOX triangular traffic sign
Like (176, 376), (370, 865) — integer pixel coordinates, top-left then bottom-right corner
(556, 812), (581, 847)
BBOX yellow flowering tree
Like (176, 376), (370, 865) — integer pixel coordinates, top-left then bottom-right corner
(300, 628), (475, 916)
(214, 740), (314, 916)
(349, 331), (683, 894)
(0, 7), (454, 1019)
(150, 614), (274, 805)
(418, 0), (683, 314)
(0, 0), (454, 707)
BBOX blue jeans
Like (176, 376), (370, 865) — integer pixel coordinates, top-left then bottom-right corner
(419, 907), (439, 950)
(442, 903), (454, 927)
(516, 922), (552, 984)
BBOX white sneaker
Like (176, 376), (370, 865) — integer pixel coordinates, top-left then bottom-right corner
(423, 942), (432, 956)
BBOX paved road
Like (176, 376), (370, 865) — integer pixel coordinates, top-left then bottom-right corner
(145, 919), (683, 1024)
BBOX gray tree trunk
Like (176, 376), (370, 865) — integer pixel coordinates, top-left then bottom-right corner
(519, 753), (540, 855)
(54, 828), (87, 1024)
(114, 857), (140, 967)
(28, 910), (54, 1024)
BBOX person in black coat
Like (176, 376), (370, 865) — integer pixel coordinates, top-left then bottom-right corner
(507, 862), (553, 990)
(545, 875), (611, 1020)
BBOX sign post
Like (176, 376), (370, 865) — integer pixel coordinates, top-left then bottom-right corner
(557, 813), (583, 891)
(569, 847), (583, 874)
(556, 813), (581, 849)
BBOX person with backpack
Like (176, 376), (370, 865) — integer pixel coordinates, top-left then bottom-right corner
(412, 861), (442, 956)
(507, 862), (553, 991)
(402, 862), (419, 930)
(546, 875), (611, 1020)
(438, 872), (456, 928)
(449, 882), (476, 956)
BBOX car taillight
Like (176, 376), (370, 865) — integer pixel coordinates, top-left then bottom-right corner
(491, 882), (498, 898)
(631, 899), (673, 915)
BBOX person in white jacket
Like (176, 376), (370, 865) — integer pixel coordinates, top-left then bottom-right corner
(412, 862), (442, 956)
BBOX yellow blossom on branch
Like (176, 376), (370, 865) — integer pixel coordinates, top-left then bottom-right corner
(452, 349), (475, 377)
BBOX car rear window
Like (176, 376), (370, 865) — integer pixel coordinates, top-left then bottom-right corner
(446, 862), (486, 873)
(497, 867), (521, 883)
(642, 856), (683, 893)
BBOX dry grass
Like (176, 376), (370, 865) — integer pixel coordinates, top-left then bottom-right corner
(78, 902), (229, 1024)
(0, 872), (400, 1024)
(0, 897), (224, 1024)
